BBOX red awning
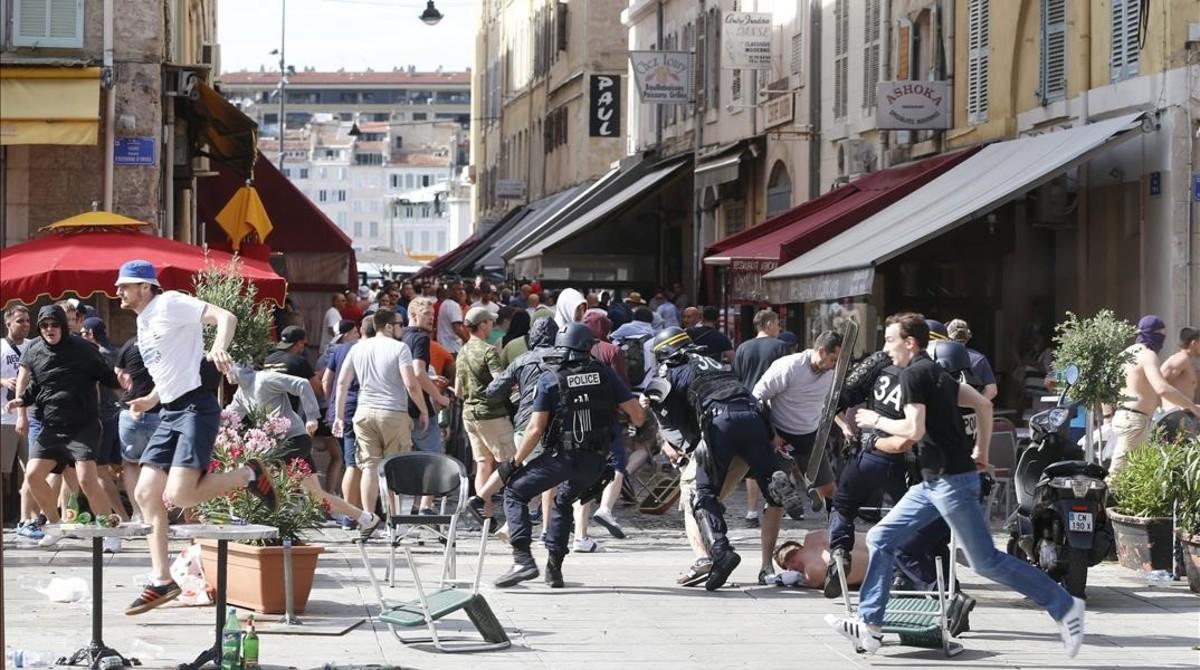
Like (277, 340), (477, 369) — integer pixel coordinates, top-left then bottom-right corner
(706, 148), (980, 277)
(0, 230), (287, 306)
(197, 155), (356, 290)
(413, 233), (480, 280)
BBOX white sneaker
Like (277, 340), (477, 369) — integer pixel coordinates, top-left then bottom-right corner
(495, 522), (510, 545)
(1056, 596), (1086, 658)
(825, 614), (882, 655)
(103, 536), (122, 554)
(591, 509), (625, 539)
(38, 529), (62, 547)
(572, 536), (601, 553)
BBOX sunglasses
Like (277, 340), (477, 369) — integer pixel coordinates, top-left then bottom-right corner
(39, 322), (61, 330)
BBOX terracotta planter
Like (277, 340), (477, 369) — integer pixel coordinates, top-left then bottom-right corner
(1107, 507), (1174, 572)
(198, 539), (323, 614)
(1180, 535), (1200, 595)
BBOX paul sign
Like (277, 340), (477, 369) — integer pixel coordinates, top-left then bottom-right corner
(589, 74), (621, 138)
(876, 80), (951, 130)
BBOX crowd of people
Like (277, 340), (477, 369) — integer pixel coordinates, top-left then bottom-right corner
(18, 269), (1200, 660)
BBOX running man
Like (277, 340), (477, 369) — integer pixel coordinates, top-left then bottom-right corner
(114, 260), (279, 615)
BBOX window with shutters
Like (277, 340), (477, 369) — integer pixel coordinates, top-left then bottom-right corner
(790, 29), (803, 89)
(966, 0), (990, 125)
(862, 0), (881, 108)
(724, 202), (746, 237)
(1110, 0), (1141, 83)
(707, 8), (721, 110)
(833, 0), (849, 118)
(1039, 0), (1066, 103)
(13, 0), (84, 48)
(696, 12), (707, 110)
(682, 22), (695, 118)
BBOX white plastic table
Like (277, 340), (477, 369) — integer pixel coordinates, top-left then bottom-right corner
(169, 524), (277, 669)
(57, 522), (152, 668)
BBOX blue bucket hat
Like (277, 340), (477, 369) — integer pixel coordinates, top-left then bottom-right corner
(115, 259), (160, 287)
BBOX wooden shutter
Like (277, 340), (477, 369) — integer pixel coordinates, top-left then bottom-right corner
(1040, 0), (1067, 103)
(790, 29), (803, 89)
(1110, 0), (1140, 82)
(896, 19), (912, 80)
(555, 2), (568, 51)
(14, 0), (83, 48)
(695, 11), (707, 110)
(966, 0), (990, 124)
(862, 0), (881, 108)
(834, 0), (849, 118)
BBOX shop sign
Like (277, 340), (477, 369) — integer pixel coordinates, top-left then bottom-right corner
(721, 12), (772, 70)
(876, 80), (951, 130)
(495, 180), (526, 199)
(730, 258), (778, 274)
(629, 51), (693, 105)
(588, 74), (621, 138)
(764, 95), (793, 129)
(114, 137), (157, 166)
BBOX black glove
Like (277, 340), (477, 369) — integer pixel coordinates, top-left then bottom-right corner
(497, 459), (521, 484)
(978, 470), (995, 501)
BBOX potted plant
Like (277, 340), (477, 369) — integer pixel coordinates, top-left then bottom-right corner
(1165, 432), (1200, 593)
(193, 407), (330, 613)
(1051, 310), (1135, 461)
(1107, 428), (1183, 573)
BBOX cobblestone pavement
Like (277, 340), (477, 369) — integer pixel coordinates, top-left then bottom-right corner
(3, 489), (1198, 670)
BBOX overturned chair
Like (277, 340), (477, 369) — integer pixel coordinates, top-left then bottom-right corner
(355, 452), (510, 652)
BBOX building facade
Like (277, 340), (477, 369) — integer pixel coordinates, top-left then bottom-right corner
(1, 0), (219, 245)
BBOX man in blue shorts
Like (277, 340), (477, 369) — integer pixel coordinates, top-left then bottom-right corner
(115, 260), (278, 615)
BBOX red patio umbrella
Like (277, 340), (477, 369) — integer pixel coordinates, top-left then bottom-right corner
(1, 229), (287, 306)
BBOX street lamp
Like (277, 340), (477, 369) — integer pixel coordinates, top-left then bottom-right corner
(419, 1), (443, 26)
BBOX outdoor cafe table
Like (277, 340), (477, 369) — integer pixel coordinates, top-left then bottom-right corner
(58, 522), (151, 669)
(170, 524), (277, 670)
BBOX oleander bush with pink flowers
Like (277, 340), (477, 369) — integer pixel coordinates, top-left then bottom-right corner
(193, 406), (329, 545)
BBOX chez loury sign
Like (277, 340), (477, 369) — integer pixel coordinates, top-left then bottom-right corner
(876, 80), (951, 130)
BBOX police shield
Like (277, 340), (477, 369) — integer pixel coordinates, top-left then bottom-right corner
(800, 318), (859, 500)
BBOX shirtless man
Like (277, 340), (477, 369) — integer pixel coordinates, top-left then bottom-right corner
(1110, 316), (1200, 476)
(1160, 327), (1200, 410)
(774, 530), (867, 589)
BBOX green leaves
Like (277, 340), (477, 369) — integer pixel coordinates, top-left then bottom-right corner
(1110, 428), (1200, 536)
(193, 256), (276, 368)
(1052, 310), (1136, 410)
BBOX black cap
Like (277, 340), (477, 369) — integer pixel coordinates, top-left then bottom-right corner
(276, 325), (306, 349)
(331, 319), (357, 344)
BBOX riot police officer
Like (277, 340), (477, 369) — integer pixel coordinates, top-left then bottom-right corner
(493, 323), (646, 588)
(647, 327), (791, 591)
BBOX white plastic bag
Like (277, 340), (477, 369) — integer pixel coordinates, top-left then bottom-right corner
(38, 576), (89, 603)
(169, 543), (213, 606)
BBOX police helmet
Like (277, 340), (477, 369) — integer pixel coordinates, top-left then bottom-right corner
(651, 326), (692, 365)
(555, 322), (594, 362)
(929, 339), (982, 387)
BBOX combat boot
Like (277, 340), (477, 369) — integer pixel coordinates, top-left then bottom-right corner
(705, 546), (742, 591)
(545, 552), (565, 588)
(494, 551), (539, 588)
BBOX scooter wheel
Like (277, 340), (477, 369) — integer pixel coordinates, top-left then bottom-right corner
(1062, 548), (1088, 599)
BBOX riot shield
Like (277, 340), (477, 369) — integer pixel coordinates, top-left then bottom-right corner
(799, 318), (859, 503)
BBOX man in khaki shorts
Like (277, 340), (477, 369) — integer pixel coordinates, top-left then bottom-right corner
(456, 307), (516, 526)
(333, 309), (427, 519)
(1109, 315), (1199, 476)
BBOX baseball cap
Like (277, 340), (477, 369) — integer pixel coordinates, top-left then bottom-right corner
(276, 325), (307, 349)
(465, 306), (495, 327)
(114, 259), (160, 287)
(947, 318), (972, 343)
(331, 319), (356, 344)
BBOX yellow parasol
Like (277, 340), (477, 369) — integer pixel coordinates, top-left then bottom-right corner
(41, 210), (152, 232)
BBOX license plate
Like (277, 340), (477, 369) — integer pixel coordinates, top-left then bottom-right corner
(1068, 511), (1093, 532)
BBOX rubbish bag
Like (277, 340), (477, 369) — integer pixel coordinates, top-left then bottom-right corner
(38, 576), (89, 603)
(169, 543), (214, 606)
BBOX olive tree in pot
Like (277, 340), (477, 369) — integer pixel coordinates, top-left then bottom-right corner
(1051, 310), (1135, 464)
(1107, 429), (1190, 575)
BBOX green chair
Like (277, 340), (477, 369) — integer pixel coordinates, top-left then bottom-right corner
(355, 453), (510, 652)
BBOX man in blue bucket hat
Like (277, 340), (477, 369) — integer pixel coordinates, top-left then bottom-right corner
(114, 259), (280, 615)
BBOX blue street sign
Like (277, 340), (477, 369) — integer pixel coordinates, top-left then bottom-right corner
(1149, 172), (1160, 197)
(1193, 174), (1200, 202)
(114, 137), (156, 166)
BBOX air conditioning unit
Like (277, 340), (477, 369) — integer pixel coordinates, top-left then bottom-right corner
(168, 69), (200, 100)
(836, 139), (874, 178)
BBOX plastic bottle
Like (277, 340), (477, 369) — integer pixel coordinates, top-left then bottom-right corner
(242, 614), (259, 670)
(6, 650), (53, 668)
(220, 608), (242, 670)
(1144, 569), (1174, 587)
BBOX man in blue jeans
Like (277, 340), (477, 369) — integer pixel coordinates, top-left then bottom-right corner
(825, 313), (1085, 659)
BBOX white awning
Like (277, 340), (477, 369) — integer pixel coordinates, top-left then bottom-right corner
(763, 111), (1149, 303)
(511, 158), (689, 262)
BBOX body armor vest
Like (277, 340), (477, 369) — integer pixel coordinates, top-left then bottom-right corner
(683, 353), (753, 417)
(549, 359), (615, 453)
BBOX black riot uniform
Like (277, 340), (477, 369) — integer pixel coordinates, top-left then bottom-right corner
(494, 323), (637, 589)
(647, 327), (785, 591)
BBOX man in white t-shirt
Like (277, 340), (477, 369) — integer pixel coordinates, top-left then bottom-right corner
(321, 293), (347, 354)
(437, 281), (467, 354)
(333, 308), (427, 518)
(1, 305), (32, 532)
(470, 283), (501, 317)
(115, 260), (279, 616)
(753, 331), (844, 505)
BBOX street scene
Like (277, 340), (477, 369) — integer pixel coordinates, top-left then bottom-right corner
(1, 1), (1199, 669)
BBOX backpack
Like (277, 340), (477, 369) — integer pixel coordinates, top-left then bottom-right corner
(619, 333), (653, 387)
